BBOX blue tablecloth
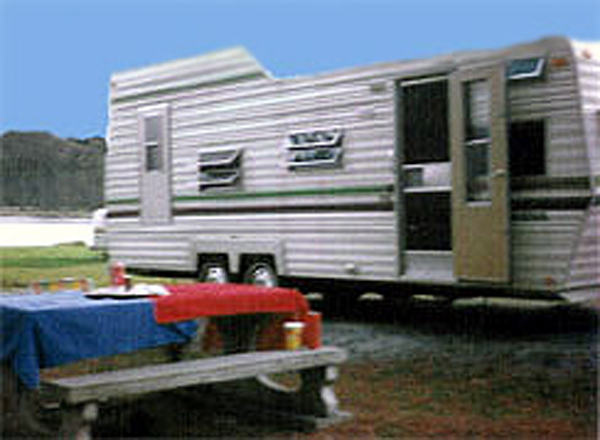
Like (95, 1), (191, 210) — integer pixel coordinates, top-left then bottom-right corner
(0, 292), (197, 388)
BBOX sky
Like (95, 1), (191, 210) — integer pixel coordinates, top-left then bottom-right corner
(1, 0), (598, 139)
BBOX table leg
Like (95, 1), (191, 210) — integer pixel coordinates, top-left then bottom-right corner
(164, 314), (264, 360)
(181, 365), (349, 431)
(190, 316), (349, 429)
(57, 402), (98, 440)
(1, 362), (20, 434)
(1, 363), (61, 437)
(163, 318), (209, 361)
(214, 315), (270, 354)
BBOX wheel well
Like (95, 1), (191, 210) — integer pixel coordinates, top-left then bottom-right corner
(197, 254), (229, 274)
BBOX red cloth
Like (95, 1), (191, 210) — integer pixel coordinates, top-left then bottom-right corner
(152, 283), (309, 324)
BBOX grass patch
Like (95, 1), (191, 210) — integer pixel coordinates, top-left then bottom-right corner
(0, 244), (109, 289)
(1, 244), (105, 269)
(0, 244), (192, 290)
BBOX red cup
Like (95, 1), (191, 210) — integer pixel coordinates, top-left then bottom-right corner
(110, 262), (126, 286)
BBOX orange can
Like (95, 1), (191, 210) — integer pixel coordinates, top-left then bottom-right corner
(302, 312), (322, 349)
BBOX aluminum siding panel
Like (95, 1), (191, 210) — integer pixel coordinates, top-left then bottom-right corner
(564, 42), (600, 295)
(566, 207), (600, 292)
(509, 41), (595, 293)
(573, 42), (600, 186)
(512, 211), (585, 290)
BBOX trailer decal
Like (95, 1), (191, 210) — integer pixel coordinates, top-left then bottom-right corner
(175, 184), (394, 202)
(106, 198), (140, 206)
(106, 184), (395, 218)
(173, 202), (394, 217)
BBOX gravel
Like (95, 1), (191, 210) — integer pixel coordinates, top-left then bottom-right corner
(316, 298), (598, 374)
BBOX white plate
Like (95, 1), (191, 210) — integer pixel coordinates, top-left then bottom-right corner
(86, 284), (170, 299)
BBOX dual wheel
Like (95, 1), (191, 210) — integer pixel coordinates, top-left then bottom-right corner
(198, 260), (278, 287)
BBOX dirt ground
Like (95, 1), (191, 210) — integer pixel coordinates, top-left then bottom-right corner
(88, 298), (598, 439)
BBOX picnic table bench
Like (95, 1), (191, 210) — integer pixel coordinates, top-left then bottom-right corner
(44, 347), (347, 439)
(0, 284), (350, 438)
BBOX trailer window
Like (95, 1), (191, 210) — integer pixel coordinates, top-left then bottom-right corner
(463, 80), (492, 203)
(286, 129), (344, 170)
(405, 192), (451, 250)
(509, 120), (546, 177)
(144, 116), (163, 172)
(198, 148), (242, 191)
(507, 58), (545, 81)
(402, 80), (449, 164)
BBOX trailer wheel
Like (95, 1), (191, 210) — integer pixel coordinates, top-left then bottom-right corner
(243, 262), (278, 288)
(198, 263), (229, 284)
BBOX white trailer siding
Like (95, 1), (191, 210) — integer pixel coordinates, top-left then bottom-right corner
(512, 211), (587, 291)
(508, 42), (593, 292)
(564, 42), (600, 297)
(510, 41), (599, 294)
(566, 207), (600, 301)
(574, 42), (600, 186)
(106, 37), (599, 300)
(108, 61), (399, 280)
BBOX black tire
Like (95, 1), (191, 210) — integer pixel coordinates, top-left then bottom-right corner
(242, 262), (278, 287)
(198, 262), (229, 284)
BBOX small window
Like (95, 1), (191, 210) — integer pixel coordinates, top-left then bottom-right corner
(509, 120), (546, 177)
(507, 58), (545, 81)
(143, 116), (163, 172)
(144, 116), (160, 143)
(145, 144), (162, 171)
(288, 147), (342, 169)
(286, 129), (344, 170)
(463, 80), (492, 203)
(464, 80), (491, 141)
(198, 148), (242, 191)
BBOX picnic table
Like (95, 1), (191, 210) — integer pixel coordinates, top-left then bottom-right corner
(0, 284), (348, 438)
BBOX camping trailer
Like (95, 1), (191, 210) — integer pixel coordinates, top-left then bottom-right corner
(105, 36), (599, 303)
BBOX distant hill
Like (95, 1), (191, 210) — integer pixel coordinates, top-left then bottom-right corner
(0, 131), (105, 212)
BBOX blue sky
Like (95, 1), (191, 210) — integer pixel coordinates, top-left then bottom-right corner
(1, 0), (598, 138)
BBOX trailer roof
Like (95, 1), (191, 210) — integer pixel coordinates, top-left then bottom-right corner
(110, 46), (271, 104)
(109, 36), (587, 105)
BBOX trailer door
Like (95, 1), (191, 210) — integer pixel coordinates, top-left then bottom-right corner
(451, 65), (510, 283)
(139, 105), (172, 224)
